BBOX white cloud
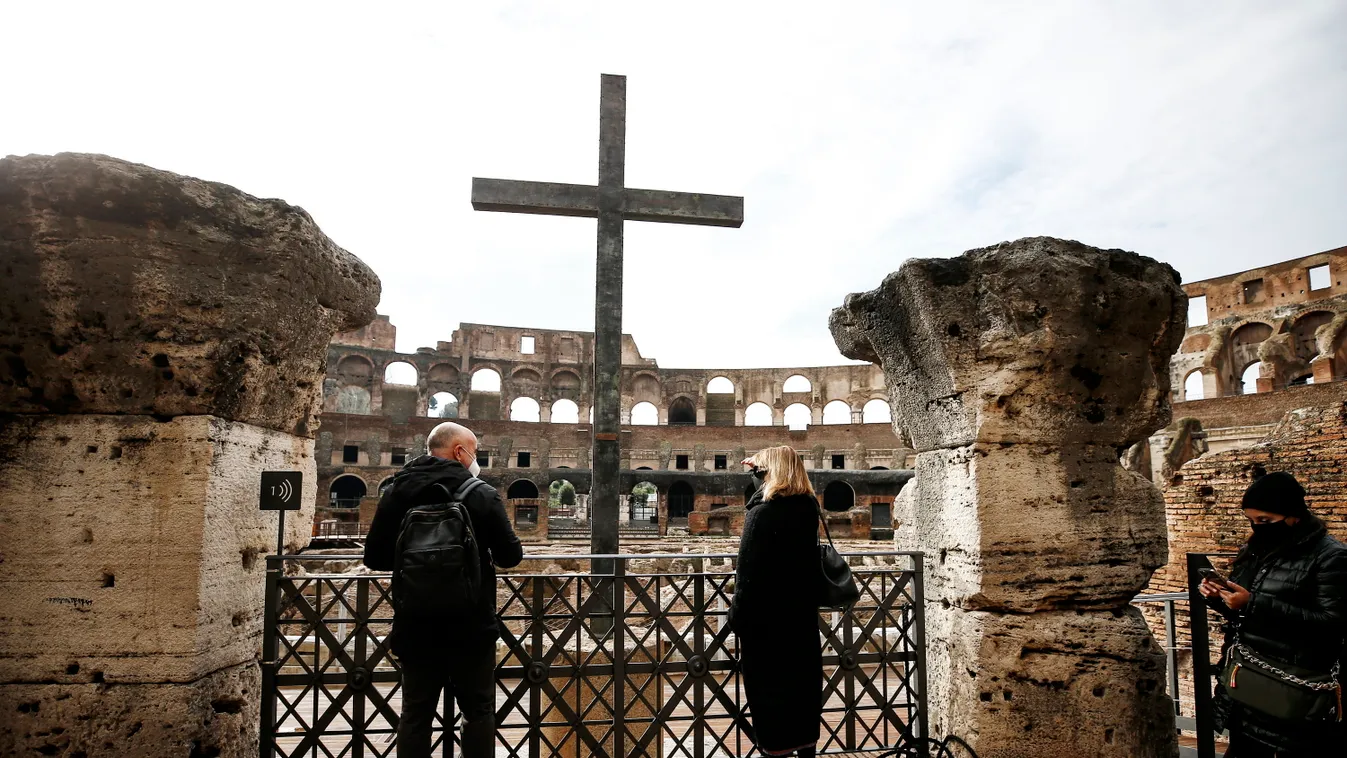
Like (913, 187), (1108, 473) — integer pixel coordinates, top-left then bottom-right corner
(3, 1), (1344, 367)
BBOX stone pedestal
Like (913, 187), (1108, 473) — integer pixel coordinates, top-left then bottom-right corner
(831, 237), (1184, 757)
(0, 153), (379, 757)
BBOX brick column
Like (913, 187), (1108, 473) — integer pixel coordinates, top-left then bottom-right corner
(831, 237), (1183, 757)
(0, 154), (379, 757)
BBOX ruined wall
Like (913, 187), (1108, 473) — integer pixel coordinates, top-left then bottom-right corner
(0, 153), (379, 757)
(832, 237), (1181, 757)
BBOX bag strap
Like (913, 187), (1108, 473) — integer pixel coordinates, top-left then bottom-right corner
(816, 500), (839, 551)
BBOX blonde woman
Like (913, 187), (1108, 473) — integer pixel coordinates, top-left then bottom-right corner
(728, 446), (822, 758)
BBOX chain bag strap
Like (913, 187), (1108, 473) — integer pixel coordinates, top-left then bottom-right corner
(1220, 629), (1342, 723)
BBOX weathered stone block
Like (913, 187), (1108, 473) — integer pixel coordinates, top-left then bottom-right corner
(829, 237), (1186, 451)
(0, 153), (380, 436)
(925, 607), (1175, 758)
(0, 659), (259, 758)
(0, 414), (315, 684)
(912, 444), (1167, 612)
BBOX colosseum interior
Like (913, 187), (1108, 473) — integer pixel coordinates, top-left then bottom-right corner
(315, 244), (1347, 548)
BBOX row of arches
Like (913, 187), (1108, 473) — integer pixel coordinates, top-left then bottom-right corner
(1177, 310), (1344, 401)
(417, 394), (892, 425)
(376, 362), (822, 397)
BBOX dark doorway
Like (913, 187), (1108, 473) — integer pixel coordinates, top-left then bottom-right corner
(669, 481), (695, 518)
(329, 475), (367, 508)
(669, 397), (696, 425)
(871, 501), (893, 528)
(507, 479), (540, 499)
(630, 482), (658, 523)
(823, 481), (855, 512)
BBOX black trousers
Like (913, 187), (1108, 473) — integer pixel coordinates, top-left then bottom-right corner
(396, 640), (497, 758)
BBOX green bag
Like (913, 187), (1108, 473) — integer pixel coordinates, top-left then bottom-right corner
(1219, 635), (1342, 723)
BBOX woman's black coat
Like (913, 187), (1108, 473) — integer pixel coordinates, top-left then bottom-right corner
(1211, 515), (1347, 751)
(729, 490), (823, 755)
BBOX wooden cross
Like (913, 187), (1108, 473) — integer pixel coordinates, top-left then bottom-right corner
(472, 74), (744, 566)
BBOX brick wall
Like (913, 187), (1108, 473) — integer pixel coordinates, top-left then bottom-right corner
(1172, 379), (1347, 431)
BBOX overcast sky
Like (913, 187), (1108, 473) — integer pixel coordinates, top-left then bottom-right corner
(4, 2), (1345, 368)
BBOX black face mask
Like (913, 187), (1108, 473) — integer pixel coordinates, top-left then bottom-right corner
(1250, 520), (1293, 542)
(750, 466), (767, 481)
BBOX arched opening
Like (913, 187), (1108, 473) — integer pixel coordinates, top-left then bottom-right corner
(823, 481), (855, 513)
(783, 374), (812, 393)
(547, 479), (577, 510)
(510, 397), (541, 422)
(783, 403), (811, 430)
(1289, 373), (1315, 387)
(507, 480), (540, 500)
(668, 397), (696, 425)
(471, 368), (502, 392)
(630, 481), (659, 524)
(332, 385), (372, 414)
(1183, 371), (1205, 402)
(823, 400), (852, 425)
(1292, 311), (1334, 361)
(707, 376), (735, 394)
(329, 475), (367, 508)
(630, 401), (659, 426)
(550, 370), (583, 401)
(862, 398), (891, 424)
(337, 355), (376, 382)
(635, 466), (653, 470)
(551, 399), (580, 423)
(1240, 362), (1262, 395)
(668, 481), (695, 519)
(384, 361), (418, 386)
(744, 402), (773, 426)
(427, 363), (459, 384)
(428, 391), (459, 418)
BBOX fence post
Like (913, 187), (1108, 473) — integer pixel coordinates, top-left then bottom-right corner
(910, 553), (931, 758)
(1187, 553), (1217, 758)
(259, 554), (282, 758)
(613, 556), (626, 758)
(693, 556), (706, 758)
(1164, 598), (1180, 716)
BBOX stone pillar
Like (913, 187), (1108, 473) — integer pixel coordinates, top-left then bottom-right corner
(830, 237), (1182, 758)
(0, 154), (379, 757)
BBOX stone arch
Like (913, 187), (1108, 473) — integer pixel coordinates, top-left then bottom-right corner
(383, 360), (418, 385)
(550, 369), (583, 401)
(823, 400), (852, 425)
(630, 480), (659, 523)
(511, 367), (543, 390)
(822, 481), (855, 512)
(782, 374), (812, 393)
(668, 396), (696, 425)
(427, 363), (459, 385)
(329, 474), (367, 507)
(1239, 361), (1263, 395)
(870, 466), (889, 471)
(668, 481), (695, 518)
(629, 371), (663, 404)
(470, 367), (503, 392)
(783, 402), (811, 430)
(506, 479), (540, 499)
(630, 401), (659, 425)
(428, 391), (459, 418)
(744, 401), (773, 426)
(706, 376), (735, 394)
(336, 354), (376, 383)
(1292, 311), (1335, 362)
(1182, 370), (1205, 402)
(550, 398), (580, 423)
(509, 396), (541, 422)
(862, 398), (891, 423)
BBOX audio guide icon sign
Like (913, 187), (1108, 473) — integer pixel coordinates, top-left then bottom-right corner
(260, 471), (303, 511)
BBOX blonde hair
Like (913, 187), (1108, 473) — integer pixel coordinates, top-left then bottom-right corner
(751, 445), (815, 500)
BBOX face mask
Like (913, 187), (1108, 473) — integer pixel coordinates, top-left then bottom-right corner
(1250, 520), (1292, 540)
(468, 459), (481, 478)
(750, 466), (767, 481)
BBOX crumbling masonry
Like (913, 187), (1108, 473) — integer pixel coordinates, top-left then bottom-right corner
(831, 237), (1182, 757)
(0, 154), (379, 756)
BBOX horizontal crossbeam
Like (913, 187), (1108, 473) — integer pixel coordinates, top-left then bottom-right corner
(471, 178), (744, 227)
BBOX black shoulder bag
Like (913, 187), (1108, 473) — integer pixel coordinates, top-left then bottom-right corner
(817, 504), (860, 609)
(1219, 630), (1342, 722)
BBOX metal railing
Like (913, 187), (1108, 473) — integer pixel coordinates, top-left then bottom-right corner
(313, 521), (370, 539)
(261, 551), (930, 757)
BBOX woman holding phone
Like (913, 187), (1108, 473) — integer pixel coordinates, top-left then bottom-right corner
(1199, 471), (1347, 757)
(728, 446), (823, 757)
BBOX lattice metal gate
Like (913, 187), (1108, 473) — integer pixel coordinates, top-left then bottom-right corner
(260, 551), (929, 757)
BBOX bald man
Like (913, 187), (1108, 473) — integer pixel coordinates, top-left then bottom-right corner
(363, 421), (522, 758)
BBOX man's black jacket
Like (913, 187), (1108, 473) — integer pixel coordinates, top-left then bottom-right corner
(363, 455), (523, 655)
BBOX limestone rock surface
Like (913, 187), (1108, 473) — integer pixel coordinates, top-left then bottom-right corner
(0, 153), (380, 436)
(829, 237), (1186, 451)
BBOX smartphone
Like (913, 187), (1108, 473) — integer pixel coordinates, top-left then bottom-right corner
(1199, 567), (1231, 588)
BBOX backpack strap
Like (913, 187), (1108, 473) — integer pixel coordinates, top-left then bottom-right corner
(453, 477), (487, 503)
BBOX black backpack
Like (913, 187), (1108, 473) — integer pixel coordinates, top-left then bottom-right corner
(391, 478), (487, 619)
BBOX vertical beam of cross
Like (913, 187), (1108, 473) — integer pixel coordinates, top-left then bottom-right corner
(471, 74), (744, 575)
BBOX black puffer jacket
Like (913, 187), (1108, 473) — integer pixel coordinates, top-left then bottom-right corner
(1212, 514), (1347, 751)
(363, 456), (523, 656)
